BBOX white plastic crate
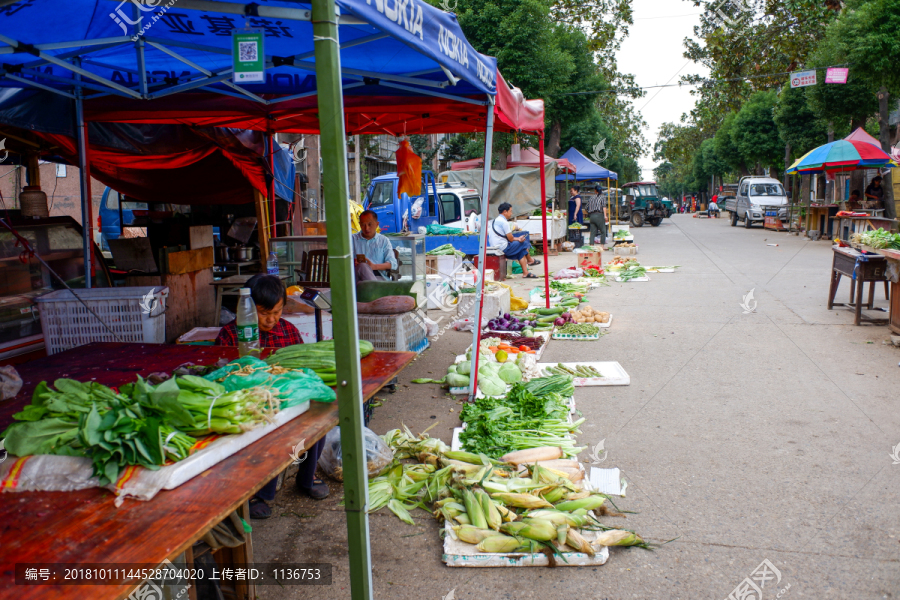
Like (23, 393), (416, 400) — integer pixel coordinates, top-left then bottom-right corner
(34, 286), (168, 355)
(357, 310), (429, 354)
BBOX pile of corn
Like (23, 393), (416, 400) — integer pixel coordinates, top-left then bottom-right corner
(370, 427), (648, 557)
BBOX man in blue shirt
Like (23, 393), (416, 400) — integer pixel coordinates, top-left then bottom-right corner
(489, 203), (541, 278)
(353, 210), (398, 280)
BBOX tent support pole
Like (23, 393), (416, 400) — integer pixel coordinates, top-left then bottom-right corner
(469, 99), (495, 401)
(311, 1), (372, 599)
(268, 133), (277, 239)
(538, 133), (550, 307)
(74, 62), (93, 289)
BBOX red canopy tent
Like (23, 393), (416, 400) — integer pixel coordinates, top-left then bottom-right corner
(450, 146), (575, 172)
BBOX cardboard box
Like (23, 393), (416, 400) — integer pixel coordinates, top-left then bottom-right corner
(575, 249), (602, 270)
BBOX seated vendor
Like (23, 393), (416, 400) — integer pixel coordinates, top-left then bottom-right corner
(488, 202), (541, 279)
(353, 210), (398, 281)
(215, 274), (330, 519)
(864, 176), (885, 208)
(847, 190), (863, 209)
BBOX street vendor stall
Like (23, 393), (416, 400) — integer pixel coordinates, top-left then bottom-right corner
(0, 342), (414, 600)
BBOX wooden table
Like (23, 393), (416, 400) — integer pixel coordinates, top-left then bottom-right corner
(210, 273), (291, 319)
(827, 246), (890, 325)
(862, 246), (900, 335)
(0, 343), (415, 600)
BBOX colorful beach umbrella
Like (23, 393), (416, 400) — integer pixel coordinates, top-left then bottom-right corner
(785, 139), (898, 174)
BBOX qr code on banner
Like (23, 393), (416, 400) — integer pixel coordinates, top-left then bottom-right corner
(238, 41), (258, 62)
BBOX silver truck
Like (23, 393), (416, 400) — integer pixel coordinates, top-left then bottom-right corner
(724, 177), (789, 228)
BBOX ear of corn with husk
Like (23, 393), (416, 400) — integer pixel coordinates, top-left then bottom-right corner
(490, 492), (553, 509)
(476, 534), (522, 553)
(592, 529), (648, 548)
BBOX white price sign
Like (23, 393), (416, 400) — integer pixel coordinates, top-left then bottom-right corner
(790, 70), (817, 88)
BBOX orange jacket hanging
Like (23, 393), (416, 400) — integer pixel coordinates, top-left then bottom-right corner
(396, 139), (422, 199)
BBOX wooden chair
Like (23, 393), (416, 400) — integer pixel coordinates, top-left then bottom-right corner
(295, 248), (402, 285)
(294, 249), (330, 287)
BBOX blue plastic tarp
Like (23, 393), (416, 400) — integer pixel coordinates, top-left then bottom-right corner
(554, 147), (617, 181)
(0, 0), (497, 100)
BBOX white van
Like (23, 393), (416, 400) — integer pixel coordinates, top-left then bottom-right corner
(730, 177), (788, 228)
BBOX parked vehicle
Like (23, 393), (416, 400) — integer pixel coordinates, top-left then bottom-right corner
(97, 187), (148, 251)
(724, 177), (788, 228)
(364, 172), (484, 253)
(621, 181), (667, 227)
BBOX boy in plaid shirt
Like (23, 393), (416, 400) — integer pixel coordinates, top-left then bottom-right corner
(216, 275), (329, 518)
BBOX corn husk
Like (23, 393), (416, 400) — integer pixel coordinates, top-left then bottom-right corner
(491, 492), (553, 509)
(476, 534), (522, 553)
(553, 495), (606, 512)
(387, 499), (416, 526)
(493, 502), (517, 522)
(453, 524), (500, 544)
(592, 529), (646, 547)
(478, 490), (502, 531)
(500, 519), (557, 542)
(565, 527), (595, 556)
(525, 509), (587, 528)
(463, 489), (488, 529)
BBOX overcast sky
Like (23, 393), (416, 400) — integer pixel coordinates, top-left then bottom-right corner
(616, 0), (710, 181)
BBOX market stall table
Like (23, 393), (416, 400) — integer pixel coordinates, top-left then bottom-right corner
(832, 215), (898, 242)
(827, 246), (890, 325)
(0, 343), (415, 600)
(860, 246), (900, 334)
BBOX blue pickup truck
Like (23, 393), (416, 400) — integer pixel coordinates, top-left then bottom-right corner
(97, 187), (148, 251)
(363, 171), (484, 254)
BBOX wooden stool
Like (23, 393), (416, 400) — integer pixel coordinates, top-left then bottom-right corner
(827, 246), (890, 325)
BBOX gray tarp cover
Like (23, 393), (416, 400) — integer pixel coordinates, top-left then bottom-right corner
(441, 163), (558, 219)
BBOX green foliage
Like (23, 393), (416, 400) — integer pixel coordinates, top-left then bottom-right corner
(773, 86), (829, 159)
(713, 113), (745, 174)
(732, 91), (784, 172)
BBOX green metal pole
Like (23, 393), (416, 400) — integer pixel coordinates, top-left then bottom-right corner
(311, 1), (372, 598)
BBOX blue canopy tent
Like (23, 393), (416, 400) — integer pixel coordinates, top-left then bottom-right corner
(0, 2), (546, 599)
(554, 147), (618, 181)
(554, 147), (618, 224)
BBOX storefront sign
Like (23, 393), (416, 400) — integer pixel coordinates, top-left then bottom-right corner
(825, 67), (849, 84)
(790, 70), (817, 88)
(233, 30), (265, 83)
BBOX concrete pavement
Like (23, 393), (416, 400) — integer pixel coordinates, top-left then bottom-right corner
(253, 214), (900, 599)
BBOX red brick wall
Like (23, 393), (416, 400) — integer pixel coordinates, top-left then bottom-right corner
(0, 162), (103, 225)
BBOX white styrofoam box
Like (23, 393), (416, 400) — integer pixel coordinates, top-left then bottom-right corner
(443, 525), (609, 567)
(426, 274), (451, 310)
(613, 245), (638, 256)
(456, 287), (510, 320)
(431, 254), (463, 276)
(535, 361), (630, 386)
(283, 312), (334, 343)
(611, 224), (630, 233)
(34, 286), (168, 355)
(455, 269), (495, 285)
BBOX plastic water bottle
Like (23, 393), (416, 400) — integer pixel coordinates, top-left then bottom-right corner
(236, 288), (260, 357)
(267, 250), (279, 275)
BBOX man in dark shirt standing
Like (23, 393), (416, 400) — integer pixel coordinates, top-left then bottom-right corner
(585, 185), (608, 245)
(865, 176), (885, 208)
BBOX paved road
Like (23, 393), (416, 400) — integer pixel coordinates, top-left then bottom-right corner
(255, 214), (899, 599)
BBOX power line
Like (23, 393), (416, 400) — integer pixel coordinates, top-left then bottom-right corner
(557, 63), (854, 96)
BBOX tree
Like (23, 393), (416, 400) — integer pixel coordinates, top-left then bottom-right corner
(713, 113), (747, 175)
(732, 90), (784, 174)
(773, 85), (829, 159)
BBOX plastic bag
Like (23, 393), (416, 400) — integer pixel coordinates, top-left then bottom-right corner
(318, 427), (394, 481)
(410, 196), (425, 219)
(561, 241), (575, 252)
(204, 357), (336, 406)
(554, 267), (583, 279)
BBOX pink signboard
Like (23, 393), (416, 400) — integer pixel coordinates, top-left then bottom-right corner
(826, 67), (849, 84)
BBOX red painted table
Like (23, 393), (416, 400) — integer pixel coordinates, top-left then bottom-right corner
(0, 343), (415, 600)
